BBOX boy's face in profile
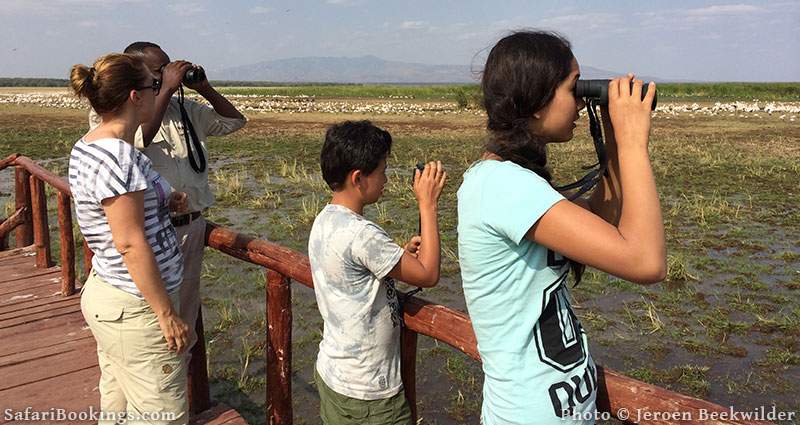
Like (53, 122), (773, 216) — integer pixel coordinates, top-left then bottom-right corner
(360, 156), (388, 205)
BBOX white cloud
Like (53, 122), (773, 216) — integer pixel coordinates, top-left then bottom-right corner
(168, 2), (207, 17)
(325, 0), (355, 5)
(1, 0), (149, 15)
(250, 5), (272, 14)
(537, 13), (619, 31)
(400, 20), (427, 30)
(684, 4), (763, 17)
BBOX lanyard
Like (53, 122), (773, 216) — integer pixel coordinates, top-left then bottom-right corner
(177, 86), (207, 173)
(555, 99), (608, 200)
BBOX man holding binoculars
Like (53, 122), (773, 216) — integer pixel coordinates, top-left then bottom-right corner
(89, 41), (247, 350)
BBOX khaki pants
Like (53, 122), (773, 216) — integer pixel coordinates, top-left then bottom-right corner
(81, 272), (188, 425)
(176, 215), (206, 348)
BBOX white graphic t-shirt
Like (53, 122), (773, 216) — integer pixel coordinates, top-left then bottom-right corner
(308, 204), (405, 400)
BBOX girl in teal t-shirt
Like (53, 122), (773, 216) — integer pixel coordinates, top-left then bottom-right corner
(457, 31), (666, 424)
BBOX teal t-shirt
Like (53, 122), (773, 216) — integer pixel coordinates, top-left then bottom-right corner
(457, 160), (597, 425)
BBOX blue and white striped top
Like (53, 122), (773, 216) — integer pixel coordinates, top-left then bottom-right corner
(68, 138), (183, 297)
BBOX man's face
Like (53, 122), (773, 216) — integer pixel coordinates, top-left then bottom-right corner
(141, 47), (170, 79)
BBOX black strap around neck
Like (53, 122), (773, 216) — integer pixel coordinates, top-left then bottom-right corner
(177, 86), (206, 173)
(555, 99), (608, 200)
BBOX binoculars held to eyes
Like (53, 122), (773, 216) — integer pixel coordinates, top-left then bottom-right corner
(575, 79), (657, 110)
(183, 67), (206, 85)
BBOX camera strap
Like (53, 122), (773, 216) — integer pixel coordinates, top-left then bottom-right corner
(555, 99), (608, 200)
(177, 85), (207, 173)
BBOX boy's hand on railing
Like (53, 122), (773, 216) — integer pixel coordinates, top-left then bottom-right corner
(413, 160), (447, 210)
(403, 235), (422, 258)
(168, 192), (189, 214)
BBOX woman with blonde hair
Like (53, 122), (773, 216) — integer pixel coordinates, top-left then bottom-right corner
(69, 53), (192, 424)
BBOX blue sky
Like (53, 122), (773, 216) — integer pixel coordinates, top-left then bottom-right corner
(1, 0), (798, 81)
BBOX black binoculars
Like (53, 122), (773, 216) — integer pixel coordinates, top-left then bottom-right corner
(183, 67), (206, 85)
(575, 79), (657, 110)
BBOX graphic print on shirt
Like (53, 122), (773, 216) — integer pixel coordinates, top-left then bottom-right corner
(385, 277), (402, 328)
(537, 249), (596, 418)
(548, 361), (597, 417)
(533, 255), (586, 372)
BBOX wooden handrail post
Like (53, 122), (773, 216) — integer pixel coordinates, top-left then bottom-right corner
(0, 207), (27, 251)
(401, 327), (419, 422)
(29, 175), (52, 268)
(56, 192), (76, 295)
(188, 306), (212, 414)
(14, 167), (33, 247)
(83, 240), (93, 281)
(266, 269), (292, 425)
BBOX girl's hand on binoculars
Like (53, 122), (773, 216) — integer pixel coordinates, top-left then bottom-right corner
(608, 74), (656, 150)
(161, 60), (192, 94)
(413, 160), (447, 210)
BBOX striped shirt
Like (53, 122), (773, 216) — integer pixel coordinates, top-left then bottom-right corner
(68, 138), (183, 297)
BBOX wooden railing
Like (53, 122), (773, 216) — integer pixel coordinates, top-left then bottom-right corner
(0, 154), (771, 425)
(0, 154), (212, 414)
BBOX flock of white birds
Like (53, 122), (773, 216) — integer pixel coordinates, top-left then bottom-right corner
(0, 92), (798, 120)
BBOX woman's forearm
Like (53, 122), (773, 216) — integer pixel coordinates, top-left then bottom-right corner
(120, 240), (176, 317)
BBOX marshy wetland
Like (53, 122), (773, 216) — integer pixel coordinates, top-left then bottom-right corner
(1, 85), (798, 424)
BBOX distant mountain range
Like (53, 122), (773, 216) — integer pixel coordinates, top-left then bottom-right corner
(213, 55), (669, 84)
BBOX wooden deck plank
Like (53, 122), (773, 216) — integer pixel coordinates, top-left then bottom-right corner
(190, 403), (250, 425)
(0, 246), (35, 260)
(0, 311), (87, 339)
(0, 250), (249, 425)
(0, 269), (61, 287)
(0, 340), (100, 391)
(0, 252), (36, 268)
(1, 366), (100, 425)
(0, 303), (88, 329)
(0, 333), (95, 368)
(0, 294), (80, 318)
(0, 274), (61, 298)
(0, 321), (92, 357)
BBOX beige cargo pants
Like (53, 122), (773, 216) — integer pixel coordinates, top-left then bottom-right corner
(81, 272), (188, 425)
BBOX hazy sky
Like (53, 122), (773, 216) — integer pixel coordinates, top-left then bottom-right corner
(1, 0), (798, 81)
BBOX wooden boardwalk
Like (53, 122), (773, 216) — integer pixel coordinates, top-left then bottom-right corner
(0, 248), (248, 425)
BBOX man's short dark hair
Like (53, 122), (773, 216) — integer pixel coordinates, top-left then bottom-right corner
(321, 120), (392, 191)
(124, 41), (161, 55)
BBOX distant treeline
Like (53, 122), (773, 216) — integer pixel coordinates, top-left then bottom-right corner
(658, 83), (800, 101)
(0, 78), (69, 87)
(1, 78), (797, 101)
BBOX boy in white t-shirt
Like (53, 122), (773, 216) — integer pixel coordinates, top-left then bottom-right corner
(308, 120), (447, 424)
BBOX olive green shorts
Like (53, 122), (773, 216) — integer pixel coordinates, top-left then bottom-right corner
(314, 369), (412, 425)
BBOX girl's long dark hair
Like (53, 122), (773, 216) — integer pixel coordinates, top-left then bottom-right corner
(481, 30), (585, 285)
